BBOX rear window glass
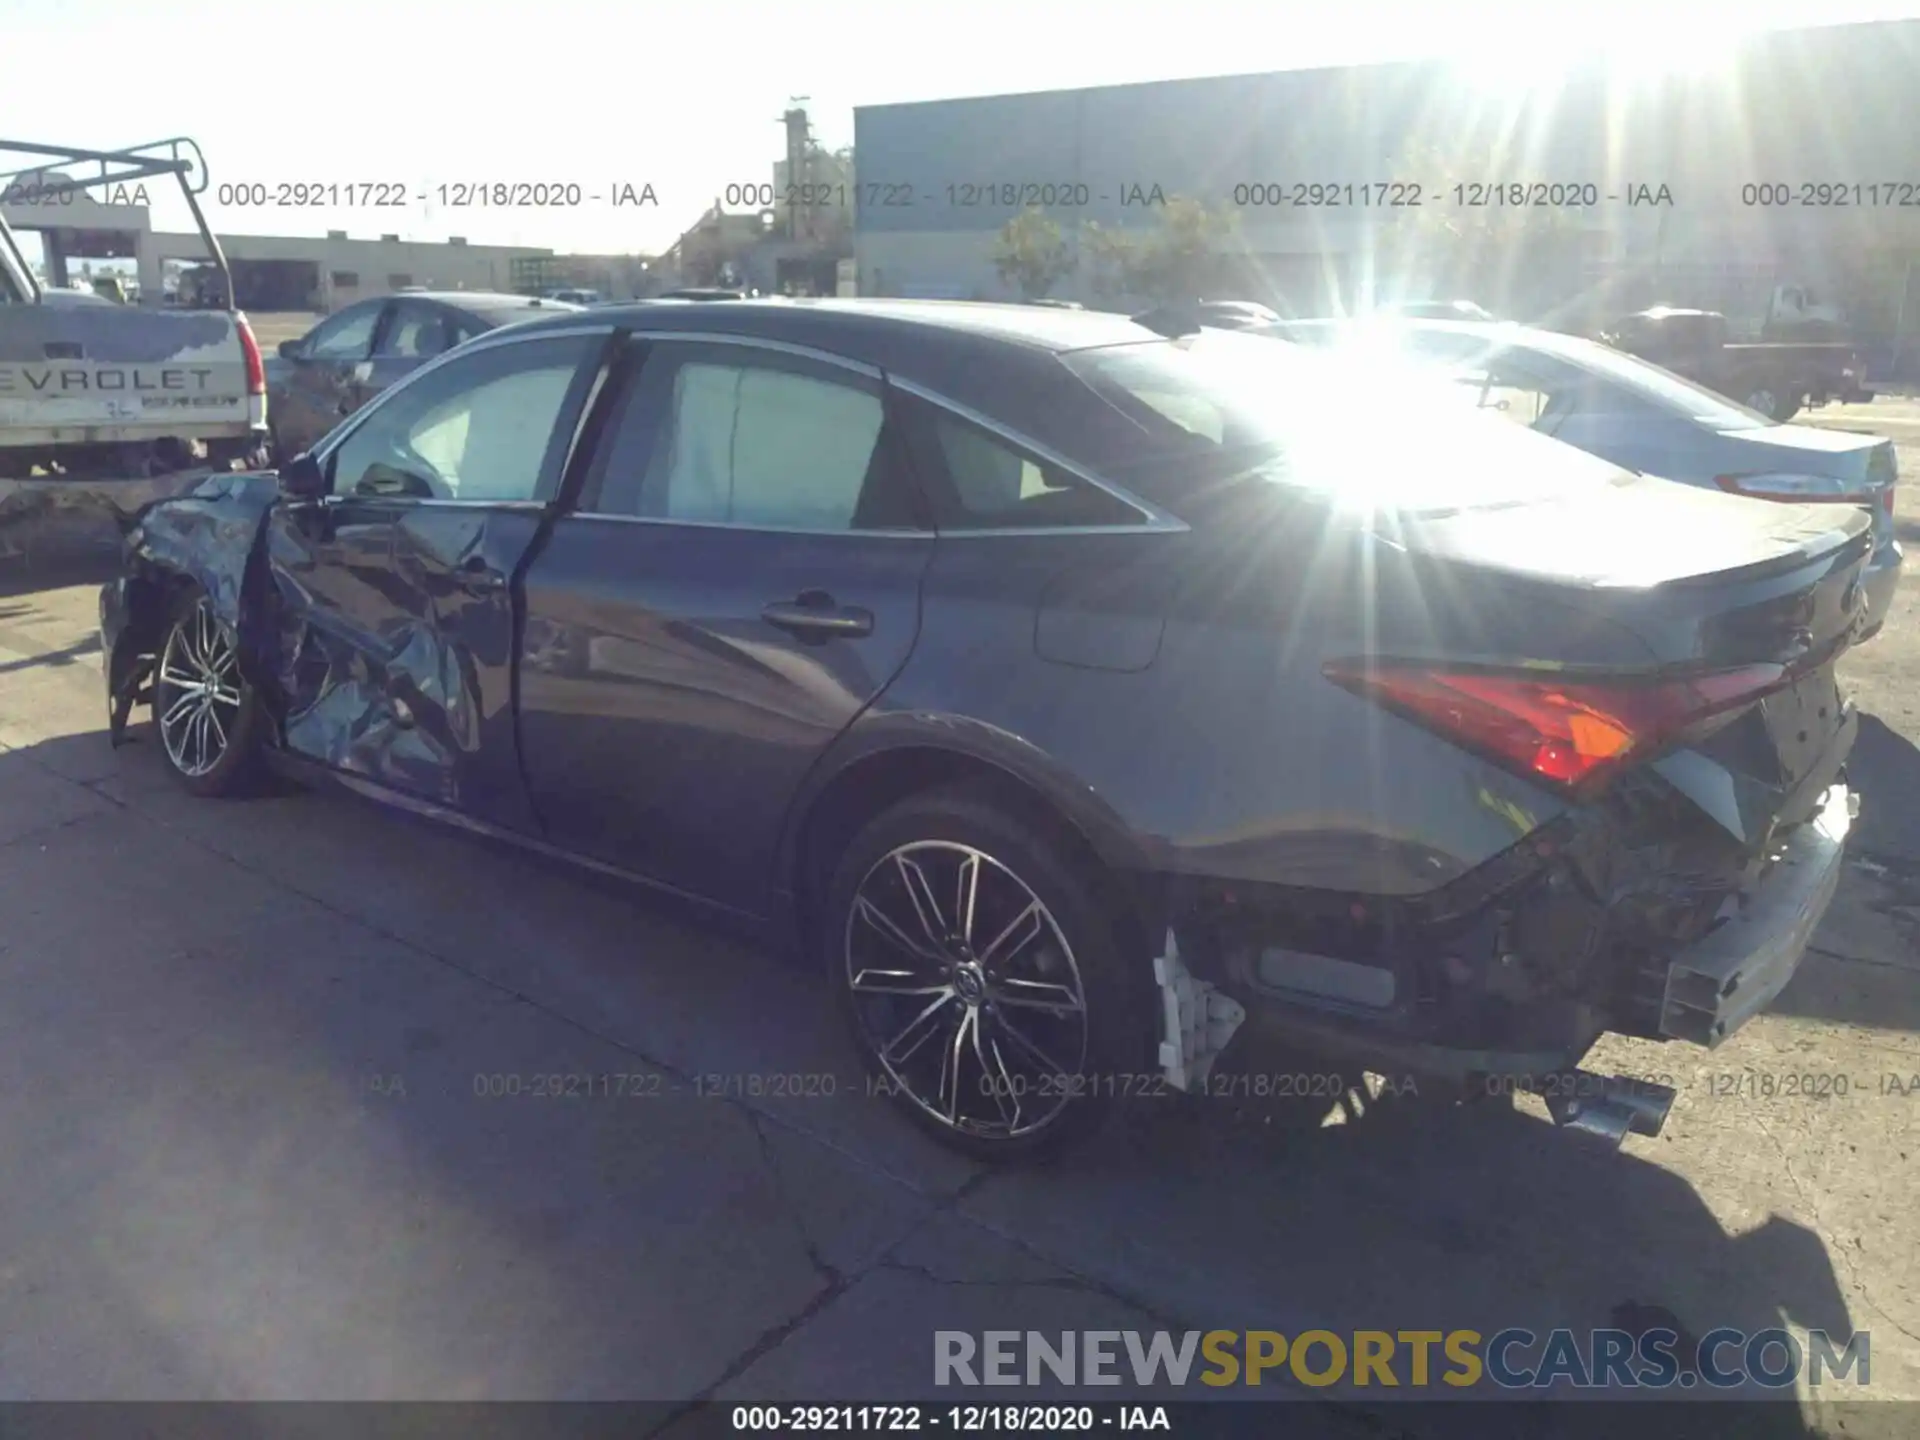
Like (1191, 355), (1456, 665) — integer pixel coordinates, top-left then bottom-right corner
(1545, 338), (1771, 430)
(1061, 331), (1629, 514)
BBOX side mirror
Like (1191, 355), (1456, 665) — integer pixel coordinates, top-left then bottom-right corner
(278, 338), (306, 360)
(280, 451), (326, 499)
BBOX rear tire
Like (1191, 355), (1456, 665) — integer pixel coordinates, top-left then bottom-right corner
(824, 783), (1155, 1162)
(152, 586), (264, 797)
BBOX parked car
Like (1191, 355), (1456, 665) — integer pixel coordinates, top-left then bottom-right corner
(544, 287), (603, 306)
(1600, 307), (1872, 422)
(103, 302), (1867, 1159)
(265, 292), (580, 461)
(650, 287), (749, 301)
(1267, 317), (1901, 640)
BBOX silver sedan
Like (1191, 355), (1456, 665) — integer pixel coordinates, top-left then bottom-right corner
(1267, 318), (1902, 639)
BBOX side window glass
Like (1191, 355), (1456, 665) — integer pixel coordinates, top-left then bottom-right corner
(329, 336), (593, 502)
(1478, 368), (1555, 427)
(376, 302), (453, 359)
(307, 304), (380, 359)
(919, 408), (1143, 530)
(590, 351), (904, 530)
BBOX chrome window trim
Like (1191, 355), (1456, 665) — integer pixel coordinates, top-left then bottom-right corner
(888, 377), (1188, 536)
(320, 495), (548, 512)
(607, 329), (884, 380)
(549, 512), (935, 538)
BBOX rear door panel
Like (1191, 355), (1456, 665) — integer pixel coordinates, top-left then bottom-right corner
(515, 338), (933, 911)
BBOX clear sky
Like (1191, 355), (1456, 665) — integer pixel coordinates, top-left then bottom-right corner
(6, 0), (1916, 256)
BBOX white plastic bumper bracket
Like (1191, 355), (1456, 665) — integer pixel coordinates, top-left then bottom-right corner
(1153, 927), (1246, 1091)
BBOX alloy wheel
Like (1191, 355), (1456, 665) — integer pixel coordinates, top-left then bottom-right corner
(844, 841), (1090, 1140)
(157, 598), (243, 778)
(1746, 388), (1779, 418)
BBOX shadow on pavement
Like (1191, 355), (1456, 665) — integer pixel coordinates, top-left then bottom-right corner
(0, 535), (121, 600)
(1848, 715), (1920, 866)
(0, 730), (1871, 1424)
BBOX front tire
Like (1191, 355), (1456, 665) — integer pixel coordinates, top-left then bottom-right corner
(825, 784), (1154, 1161)
(153, 587), (263, 797)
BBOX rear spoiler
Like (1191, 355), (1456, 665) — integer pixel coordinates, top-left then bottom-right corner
(0, 137), (232, 311)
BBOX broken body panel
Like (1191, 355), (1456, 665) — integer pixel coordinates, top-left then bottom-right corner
(103, 470), (533, 828)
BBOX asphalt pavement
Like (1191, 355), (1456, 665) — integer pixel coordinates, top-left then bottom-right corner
(0, 425), (1915, 1432)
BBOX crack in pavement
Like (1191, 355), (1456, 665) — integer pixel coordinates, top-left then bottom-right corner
(1754, 1113), (1920, 1352)
(745, 1108), (845, 1288)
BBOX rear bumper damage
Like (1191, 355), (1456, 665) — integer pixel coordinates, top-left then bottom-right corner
(1151, 773), (1858, 1147)
(1658, 782), (1853, 1046)
(1857, 540), (1902, 640)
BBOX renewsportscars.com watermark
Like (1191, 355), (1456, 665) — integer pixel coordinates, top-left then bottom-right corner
(935, 1329), (1871, 1390)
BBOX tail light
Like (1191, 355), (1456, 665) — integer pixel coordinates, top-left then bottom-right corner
(236, 316), (266, 396)
(1322, 661), (1789, 794)
(1715, 473), (1876, 505)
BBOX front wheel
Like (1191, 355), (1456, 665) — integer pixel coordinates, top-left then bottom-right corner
(825, 785), (1154, 1161)
(153, 588), (263, 796)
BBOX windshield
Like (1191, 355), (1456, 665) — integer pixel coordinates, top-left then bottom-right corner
(1060, 330), (1629, 514)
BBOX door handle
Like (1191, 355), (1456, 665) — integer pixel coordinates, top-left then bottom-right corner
(457, 555), (506, 592)
(762, 594), (873, 641)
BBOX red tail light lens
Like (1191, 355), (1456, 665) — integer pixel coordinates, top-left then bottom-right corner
(236, 317), (266, 396)
(1714, 473), (1876, 505)
(1323, 661), (1789, 793)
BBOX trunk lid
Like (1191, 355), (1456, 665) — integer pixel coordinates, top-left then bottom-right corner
(1711, 427), (1898, 549)
(1386, 473), (1873, 665)
(1375, 475), (1868, 842)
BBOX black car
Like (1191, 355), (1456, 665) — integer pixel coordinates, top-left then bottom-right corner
(101, 302), (1865, 1159)
(265, 292), (581, 461)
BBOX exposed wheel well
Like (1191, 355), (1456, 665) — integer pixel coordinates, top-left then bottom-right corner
(789, 746), (1149, 966)
(123, 566), (199, 658)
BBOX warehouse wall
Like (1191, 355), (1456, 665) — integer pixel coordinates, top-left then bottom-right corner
(852, 17), (1920, 305)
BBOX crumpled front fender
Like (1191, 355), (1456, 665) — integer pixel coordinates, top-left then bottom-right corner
(104, 471), (283, 743)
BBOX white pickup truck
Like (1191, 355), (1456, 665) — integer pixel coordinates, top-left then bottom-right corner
(1, 138), (269, 535)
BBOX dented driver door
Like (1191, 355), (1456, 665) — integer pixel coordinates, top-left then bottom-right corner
(266, 329), (608, 828)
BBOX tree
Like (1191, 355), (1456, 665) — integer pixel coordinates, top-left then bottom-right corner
(1080, 220), (1139, 303)
(992, 208), (1075, 299)
(1080, 197), (1240, 306)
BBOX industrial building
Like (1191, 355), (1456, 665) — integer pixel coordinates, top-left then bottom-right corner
(2, 106), (852, 311)
(851, 16), (1920, 346)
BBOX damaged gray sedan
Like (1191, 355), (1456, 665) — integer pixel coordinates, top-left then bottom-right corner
(100, 303), (1869, 1158)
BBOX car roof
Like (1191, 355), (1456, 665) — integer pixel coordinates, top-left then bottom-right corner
(567, 297), (1157, 352)
(508, 297), (1169, 454)
(398, 291), (581, 313)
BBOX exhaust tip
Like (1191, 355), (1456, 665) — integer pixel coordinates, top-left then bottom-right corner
(1544, 1074), (1677, 1147)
